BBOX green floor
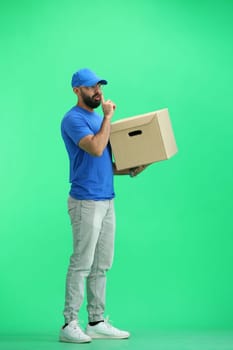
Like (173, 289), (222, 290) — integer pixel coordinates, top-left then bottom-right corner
(1, 331), (233, 350)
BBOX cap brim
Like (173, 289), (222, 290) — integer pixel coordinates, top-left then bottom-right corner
(98, 79), (108, 85)
(84, 78), (108, 87)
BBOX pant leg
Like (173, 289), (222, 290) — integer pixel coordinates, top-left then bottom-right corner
(87, 199), (116, 323)
(63, 197), (108, 324)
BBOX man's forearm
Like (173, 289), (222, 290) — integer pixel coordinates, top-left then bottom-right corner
(113, 163), (130, 175)
(113, 163), (149, 177)
(90, 117), (111, 156)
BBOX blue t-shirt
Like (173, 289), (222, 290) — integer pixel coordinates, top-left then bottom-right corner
(61, 106), (115, 200)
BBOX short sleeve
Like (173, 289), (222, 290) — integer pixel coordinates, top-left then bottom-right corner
(63, 114), (93, 145)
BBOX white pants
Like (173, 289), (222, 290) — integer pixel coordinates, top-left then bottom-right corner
(63, 196), (116, 323)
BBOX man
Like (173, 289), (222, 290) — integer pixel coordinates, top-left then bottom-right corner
(60, 68), (146, 343)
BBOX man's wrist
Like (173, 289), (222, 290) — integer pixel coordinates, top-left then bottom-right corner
(104, 114), (112, 121)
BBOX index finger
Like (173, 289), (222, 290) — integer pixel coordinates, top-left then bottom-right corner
(101, 93), (105, 104)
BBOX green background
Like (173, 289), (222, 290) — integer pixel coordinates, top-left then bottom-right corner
(1, 0), (233, 336)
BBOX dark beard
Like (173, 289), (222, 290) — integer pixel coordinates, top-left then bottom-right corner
(80, 89), (101, 109)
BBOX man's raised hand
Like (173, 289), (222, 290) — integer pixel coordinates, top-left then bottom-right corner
(101, 93), (116, 120)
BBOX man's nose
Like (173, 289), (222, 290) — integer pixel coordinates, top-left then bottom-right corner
(95, 84), (101, 91)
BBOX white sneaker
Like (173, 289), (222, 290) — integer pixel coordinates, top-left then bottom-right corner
(86, 319), (130, 339)
(59, 320), (92, 343)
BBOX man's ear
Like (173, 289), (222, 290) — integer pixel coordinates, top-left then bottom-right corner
(73, 87), (80, 95)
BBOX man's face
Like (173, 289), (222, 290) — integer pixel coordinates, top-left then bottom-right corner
(79, 84), (102, 109)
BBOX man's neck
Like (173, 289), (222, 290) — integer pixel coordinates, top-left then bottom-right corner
(77, 101), (93, 113)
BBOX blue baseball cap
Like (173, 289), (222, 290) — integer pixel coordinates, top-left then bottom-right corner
(71, 68), (108, 88)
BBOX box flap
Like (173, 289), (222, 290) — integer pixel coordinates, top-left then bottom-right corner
(111, 109), (168, 133)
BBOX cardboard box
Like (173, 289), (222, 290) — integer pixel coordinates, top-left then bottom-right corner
(110, 108), (178, 170)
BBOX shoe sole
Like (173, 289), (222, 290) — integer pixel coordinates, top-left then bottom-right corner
(86, 334), (130, 340)
(59, 336), (92, 343)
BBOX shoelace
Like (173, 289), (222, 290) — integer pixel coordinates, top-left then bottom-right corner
(104, 316), (115, 330)
(70, 320), (85, 335)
